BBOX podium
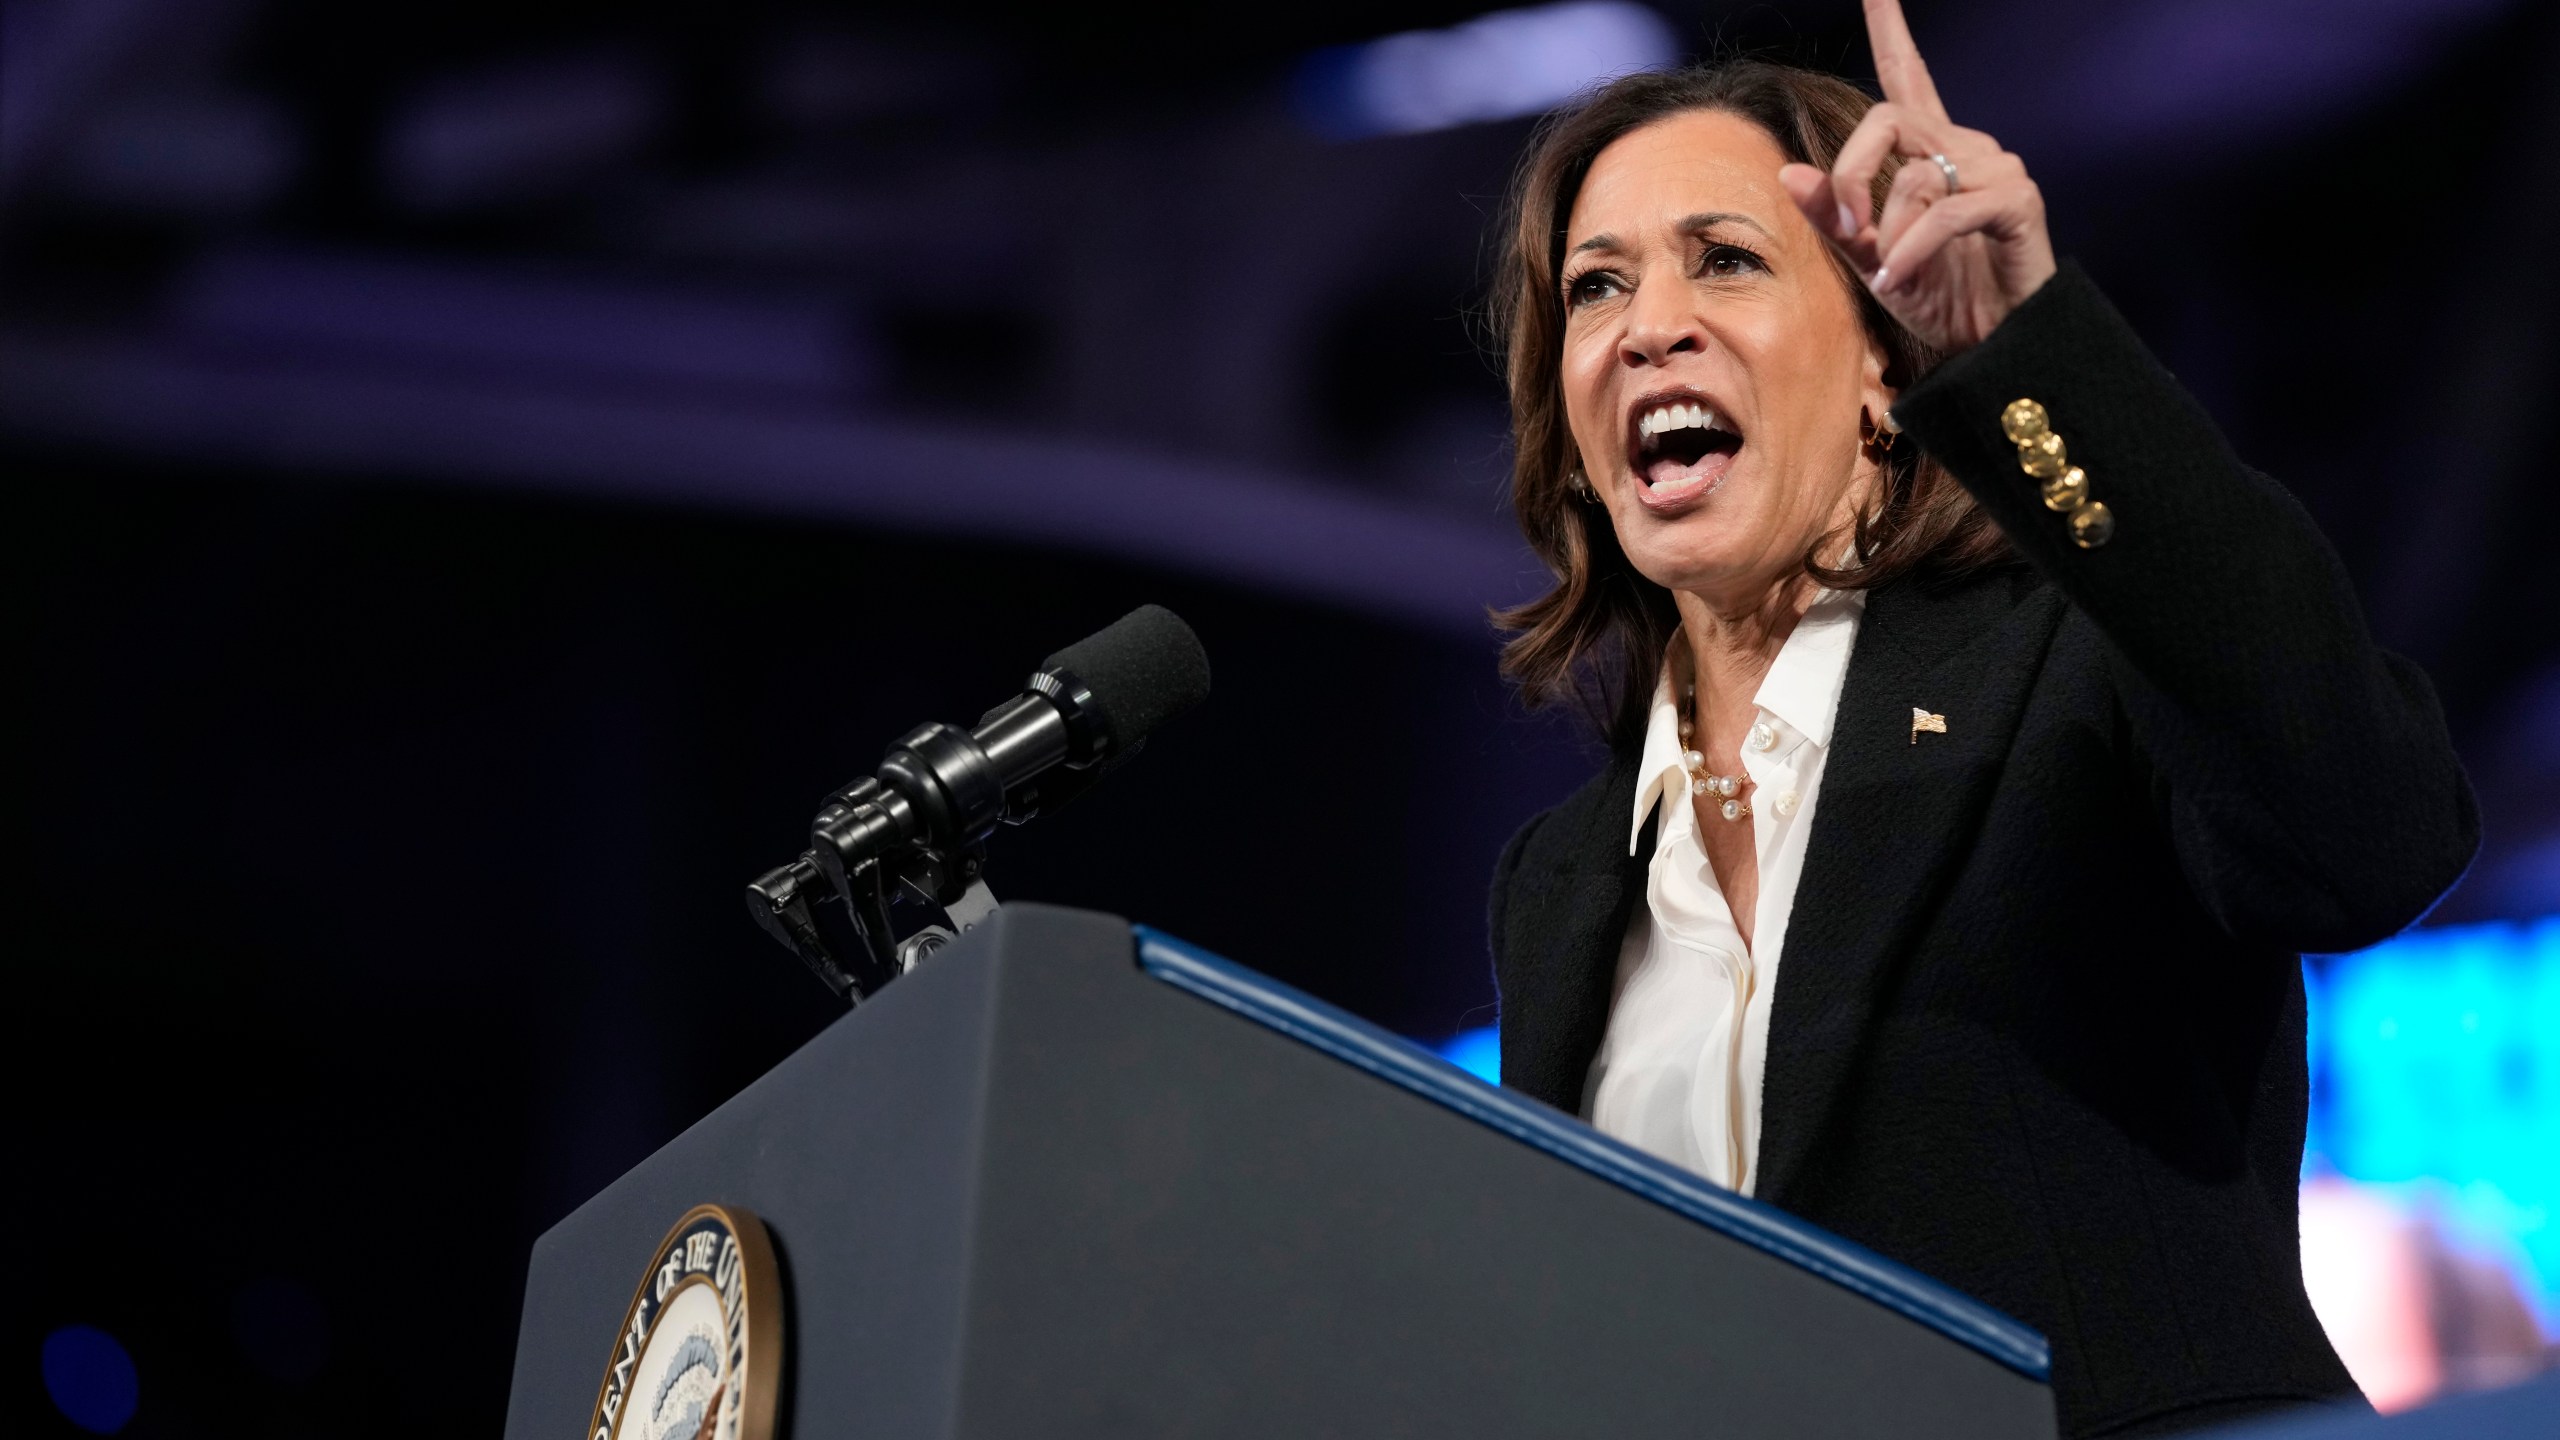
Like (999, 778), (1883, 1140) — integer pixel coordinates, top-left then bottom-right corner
(504, 904), (2057, 1438)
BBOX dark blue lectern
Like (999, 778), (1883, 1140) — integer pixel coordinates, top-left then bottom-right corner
(503, 904), (2057, 1438)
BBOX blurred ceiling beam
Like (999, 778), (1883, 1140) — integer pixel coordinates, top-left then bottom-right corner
(169, 243), (869, 396)
(0, 328), (1537, 635)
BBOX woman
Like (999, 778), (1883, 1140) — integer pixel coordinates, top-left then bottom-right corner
(1484, 4), (2478, 1437)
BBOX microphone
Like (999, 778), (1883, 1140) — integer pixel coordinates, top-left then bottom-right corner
(817, 602), (1210, 871)
(747, 605), (1210, 999)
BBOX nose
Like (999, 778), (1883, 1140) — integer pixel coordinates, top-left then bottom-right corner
(1618, 278), (1705, 369)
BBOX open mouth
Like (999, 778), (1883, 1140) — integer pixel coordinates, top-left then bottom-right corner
(1628, 393), (1742, 502)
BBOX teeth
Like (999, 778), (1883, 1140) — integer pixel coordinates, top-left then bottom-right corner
(1638, 403), (1717, 438)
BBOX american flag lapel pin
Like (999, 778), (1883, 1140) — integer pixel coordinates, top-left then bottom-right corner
(1911, 707), (1946, 745)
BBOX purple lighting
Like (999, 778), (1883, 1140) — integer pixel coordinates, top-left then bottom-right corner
(0, 329), (1542, 634)
(1928, 0), (2519, 164)
(383, 50), (660, 213)
(172, 246), (868, 397)
(1298, 1), (1678, 140)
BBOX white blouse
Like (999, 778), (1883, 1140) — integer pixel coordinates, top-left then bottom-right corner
(1580, 589), (1865, 1194)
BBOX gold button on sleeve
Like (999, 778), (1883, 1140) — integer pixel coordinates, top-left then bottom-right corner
(2001, 398), (2050, 444)
(2067, 500), (2115, 548)
(2019, 430), (2068, 479)
(2041, 466), (2088, 512)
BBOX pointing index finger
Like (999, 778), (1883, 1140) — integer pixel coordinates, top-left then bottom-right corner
(1864, 0), (1948, 121)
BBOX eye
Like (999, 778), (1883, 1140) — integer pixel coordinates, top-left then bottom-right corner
(1563, 268), (1625, 309)
(1698, 242), (1767, 278)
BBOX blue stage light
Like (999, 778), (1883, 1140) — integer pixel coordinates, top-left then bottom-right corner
(1435, 1023), (1501, 1084)
(2306, 916), (2560, 1309)
(41, 1324), (139, 1435)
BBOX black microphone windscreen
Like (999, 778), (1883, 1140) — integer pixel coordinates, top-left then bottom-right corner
(1043, 605), (1211, 751)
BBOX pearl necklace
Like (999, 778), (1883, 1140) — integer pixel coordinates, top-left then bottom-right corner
(1677, 683), (1751, 822)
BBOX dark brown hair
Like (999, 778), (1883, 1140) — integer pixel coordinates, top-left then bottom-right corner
(1490, 59), (2007, 750)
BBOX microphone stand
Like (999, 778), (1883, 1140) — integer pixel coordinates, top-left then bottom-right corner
(749, 706), (1045, 1004)
(747, 840), (998, 1005)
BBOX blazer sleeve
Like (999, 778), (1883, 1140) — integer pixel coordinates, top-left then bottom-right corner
(1891, 263), (2479, 952)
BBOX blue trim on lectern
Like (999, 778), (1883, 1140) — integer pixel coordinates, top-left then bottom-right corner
(1134, 925), (2053, 1382)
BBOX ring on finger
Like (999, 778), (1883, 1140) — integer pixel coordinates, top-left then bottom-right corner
(1928, 152), (1960, 195)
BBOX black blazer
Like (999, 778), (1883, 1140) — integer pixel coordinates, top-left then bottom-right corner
(1489, 265), (2478, 1440)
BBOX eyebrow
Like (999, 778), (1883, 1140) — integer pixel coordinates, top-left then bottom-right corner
(1680, 210), (1774, 240)
(1568, 210), (1774, 257)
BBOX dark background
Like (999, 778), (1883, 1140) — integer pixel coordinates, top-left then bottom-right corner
(11, 1), (2556, 1435)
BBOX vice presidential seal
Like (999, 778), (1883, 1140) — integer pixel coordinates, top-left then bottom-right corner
(587, 1204), (781, 1440)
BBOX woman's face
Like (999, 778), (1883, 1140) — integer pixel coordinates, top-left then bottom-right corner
(1559, 109), (1890, 602)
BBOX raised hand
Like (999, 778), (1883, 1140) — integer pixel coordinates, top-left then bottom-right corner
(1778, 0), (2056, 354)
